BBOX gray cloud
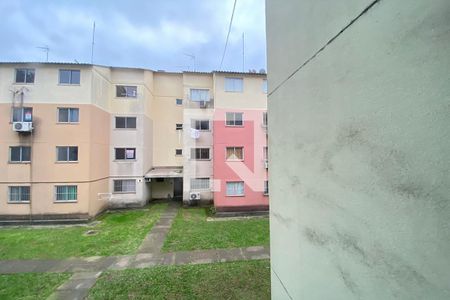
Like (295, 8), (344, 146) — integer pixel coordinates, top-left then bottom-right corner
(0, 0), (266, 72)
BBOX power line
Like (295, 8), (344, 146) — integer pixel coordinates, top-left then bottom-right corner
(219, 0), (237, 70)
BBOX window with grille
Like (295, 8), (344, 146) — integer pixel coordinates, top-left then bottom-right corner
(226, 112), (243, 126)
(9, 146), (31, 162)
(57, 146), (78, 162)
(55, 185), (77, 202)
(190, 178), (210, 190)
(190, 148), (210, 160)
(113, 179), (136, 193)
(58, 108), (79, 123)
(8, 186), (30, 202)
(226, 181), (244, 196)
(226, 147), (244, 160)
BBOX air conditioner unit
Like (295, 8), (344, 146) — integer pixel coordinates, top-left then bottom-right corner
(13, 122), (33, 132)
(264, 160), (269, 169)
(190, 192), (201, 201)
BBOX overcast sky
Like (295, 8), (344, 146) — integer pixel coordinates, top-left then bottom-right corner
(0, 0), (266, 72)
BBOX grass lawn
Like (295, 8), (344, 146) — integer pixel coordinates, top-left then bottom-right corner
(0, 272), (70, 300)
(0, 203), (166, 260)
(89, 260), (270, 300)
(162, 207), (269, 252)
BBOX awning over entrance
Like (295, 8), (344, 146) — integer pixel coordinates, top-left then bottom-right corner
(144, 167), (183, 178)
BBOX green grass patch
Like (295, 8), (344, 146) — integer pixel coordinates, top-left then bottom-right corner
(0, 203), (167, 260)
(89, 260), (270, 300)
(162, 208), (269, 252)
(0, 272), (71, 300)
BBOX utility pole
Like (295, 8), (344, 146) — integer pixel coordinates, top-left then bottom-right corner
(37, 45), (49, 62)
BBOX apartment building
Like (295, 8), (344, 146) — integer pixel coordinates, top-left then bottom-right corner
(0, 62), (267, 221)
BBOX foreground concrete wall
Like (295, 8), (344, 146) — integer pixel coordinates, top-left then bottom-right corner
(266, 0), (450, 299)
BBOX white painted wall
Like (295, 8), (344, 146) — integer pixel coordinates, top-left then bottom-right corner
(267, 0), (450, 299)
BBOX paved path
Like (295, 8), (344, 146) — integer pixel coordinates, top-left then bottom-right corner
(0, 202), (270, 300)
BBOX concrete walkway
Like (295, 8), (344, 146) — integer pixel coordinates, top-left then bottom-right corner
(0, 202), (270, 300)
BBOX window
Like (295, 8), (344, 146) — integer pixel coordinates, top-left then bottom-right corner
(190, 89), (209, 102)
(190, 148), (210, 160)
(176, 98), (183, 105)
(190, 178), (210, 190)
(58, 108), (79, 123)
(264, 181), (269, 195)
(226, 147), (244, 160)
(226, 181), (244, 196)
(116, 85), (137, 98)
(175, 149), (182, 156)
(192, 120), (210, 131)
(15, 69), (35, 84)
(12, 107), (33, 122)
(57, 146), (78, 162)
(262, 79), (268, 93)
(115, 117), (136, 129)
(264, 147), (268, 160)
(225, 77), (243, 92)
(263, 112), (268, 127)
(59, 69), (80, 84)
(113, 179), (136, 193)
(8, 186), (30, 203)
(55, 185), (77, 202)
(176, 123), (183, 130)
(115, 148), (136, 160)
(226, 112), (243, 126)
(10, 146), (31, 162)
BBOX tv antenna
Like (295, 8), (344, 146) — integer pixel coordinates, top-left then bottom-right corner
(183, 53), (196, 71)
(36, 45), (49, 62)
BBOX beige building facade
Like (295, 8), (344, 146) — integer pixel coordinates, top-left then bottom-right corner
(1, 62), (267, 220)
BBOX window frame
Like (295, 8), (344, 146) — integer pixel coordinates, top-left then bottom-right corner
(190, 148), (210, 160)
(114, 147), (136, 161)
(192, 119), (210, 131)
(59, 69), (80, 85)
(190, 178), (210, 190)
(226, 181), (245, 197)
(224, 77), (244, 93)
(225, 112), (244, 127)
(262, 112), (268, 127)
(115, 116), (137, 129)
(176, 98), (183, 105)
(113, 179), (136, 194)
(11, 107), (33, 122)
(264, 180), (269, 195)
(9, 146), (31, 163)
(57, 107), (79, 124)
(15, 68), (35, 84)
(116, 85), (137, 98)
(54, 185), (78, 202)
(8, 186), (31, 203)
(56, 146), (78, 162)
(189, 88), (210, 102)
(175, 149), (183, 156)
(176, 123), (183, 130)
(226, 146), (244, 161)
(262, 79), (268, 94)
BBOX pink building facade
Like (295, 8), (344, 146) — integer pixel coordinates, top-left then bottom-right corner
(211, 72), (268, 212)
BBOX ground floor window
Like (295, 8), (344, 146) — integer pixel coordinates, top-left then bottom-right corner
(190, 178), (210, 190)
(55, 185), (77, 202)
(226, 181), (244, 196)
(113, 179), (136, 193)
(8, 186), (30, 203)
(264, 181), (269, 195)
